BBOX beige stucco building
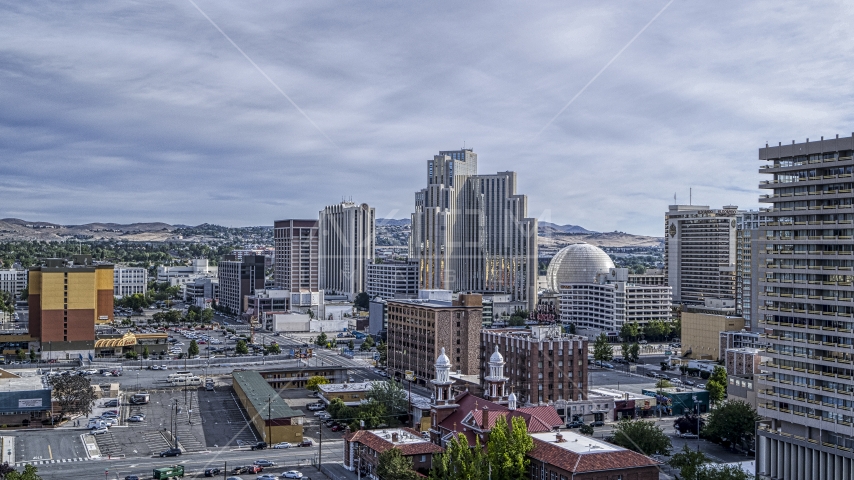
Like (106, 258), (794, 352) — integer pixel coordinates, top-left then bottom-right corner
(681, 312), (744, 360)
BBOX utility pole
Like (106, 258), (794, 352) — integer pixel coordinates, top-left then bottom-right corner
(318, 421), (322, 471)
(267, 395), (272, 443)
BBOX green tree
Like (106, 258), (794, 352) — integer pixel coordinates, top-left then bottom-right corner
(579, 424), (594, 435)
(592, 333), (613, 362)
(142, 346), (149, 359)
(655, 379), (673, 389)
(669, 445), (708, 480)
(266, 343), (281, 355)
(376, 341), (388, 366)
(673, 413), (705, 435)
(28, 350), (36, 363)
(0, 290), (15, 316)
(367, 380), (407, 415)
(612, 418), (671, 455)
(376, 448), (419, 480)
(357, 399), (388, 429)
(701, 463), (751, 480)
(124, 351), (137, 359)
(315, 332), (328, 346)
(18, 286), (28, 301)
(235, 339), (249, 355)
(628, 342), (640, 363)
(188, 339), (199, 357)
(620, 321), (639, 342)
(485, 415), (534, 480)
(567, 323), (576, 335)
(201, 308), (214, 323)
(360, 335), (375, 351)
(306, 375), (330, 392)
(4, 464), (43, 480)
(348, 339), (355, 351)
(429, 433), (485, 480)
(508, 309), (529, 327)
(703, 400), (761, 448)
(706, 366), (728, 404)
(49, 375), (96, 418)
(354, 292), (371, 311)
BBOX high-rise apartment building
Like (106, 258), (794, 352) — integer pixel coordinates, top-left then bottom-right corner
(274, 219), (319, 293)
(755, 137), (854, 479)
(386, 293), (482, 384)
(365, 260), (419, 299)
(319, 202), (375, 299)
(217, 254), (265, 314)
(410, 149), (538, 310)
(28, 255), (113, 359)
(113, 266), (148, 298)
(736, 210), (767, 329)
(480, 326), (589, 406)
(665, 205), (738, 306)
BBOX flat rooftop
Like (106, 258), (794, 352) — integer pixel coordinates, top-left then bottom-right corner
(318, 381), (377, 393)
(1, 374), (49, 392)
(369, 428), (430, 446)
(530, 431), (620, 454)
(232, 370), (303, 419)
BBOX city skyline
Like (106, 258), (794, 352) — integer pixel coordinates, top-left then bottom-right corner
(4, 2), (852, 236)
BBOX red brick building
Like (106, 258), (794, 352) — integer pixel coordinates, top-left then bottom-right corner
(343, 427), (444, 477)
(527, 431), (660, 480)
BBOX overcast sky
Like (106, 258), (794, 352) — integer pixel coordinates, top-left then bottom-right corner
(3, 1), (854, 236)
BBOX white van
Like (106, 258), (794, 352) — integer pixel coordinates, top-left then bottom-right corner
(171, 376), (202, 387)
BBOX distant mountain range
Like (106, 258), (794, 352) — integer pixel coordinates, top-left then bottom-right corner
(538, 222), (596, 234)
(376, 218), (410, 227)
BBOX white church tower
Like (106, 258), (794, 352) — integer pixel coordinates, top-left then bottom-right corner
(483, 345), (508, 405)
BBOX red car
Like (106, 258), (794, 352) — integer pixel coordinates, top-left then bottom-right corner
(199, 341), (207, 344)
(331, 425), (342, 432)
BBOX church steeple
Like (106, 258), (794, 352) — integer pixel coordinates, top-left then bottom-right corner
(484, 345), (508, 404)
(430, 347), (459, 430)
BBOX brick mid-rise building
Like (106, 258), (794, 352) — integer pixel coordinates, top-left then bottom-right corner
(527, 431), (659, 480)
(387, 292), (482, 384)
(28, 255), (113, 360)
(480, 326), (588, 406)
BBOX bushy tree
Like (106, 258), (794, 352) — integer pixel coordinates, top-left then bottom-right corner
(367, 380), (408, 414)
(655, 379), (673, 389)
(593, 333), (613, 362)
(579, 423), (594, 435)
(620, 321), (640, 342)
(348, 339), (355, 351)
(188, 340), (199, 356)
(627, 342), (640, 362)
(306, 375), (330, 392)
(673, 413), (705, 435)
(706, 366), (728, 404)
(485, 415), (534, 480)
(360, 335), (375, 351)
(703, 400), (760, 448)
(429, 433), (485, 480)
(354, 292), (371, 311)
(49, 375), (96, 418)
(4, 464), (42, 480)
(315, 332), (328, 346)
(377, 448), (419, 480)
(669, 445), (708, 480)
(266, 343), (281, 355)
(508, 309), (529, 327)
(235, 339), (248, 355)
(611, 418), (671, 456)
(142, 346), (149, 359)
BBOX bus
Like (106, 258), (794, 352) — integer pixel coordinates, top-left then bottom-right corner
(170, 376), (202, 387)
(167, 371), (193, 382)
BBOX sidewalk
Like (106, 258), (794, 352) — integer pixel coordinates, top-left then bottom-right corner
(1, 436), (15, 464)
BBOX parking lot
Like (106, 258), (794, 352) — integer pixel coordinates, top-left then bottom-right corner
(198, 386), (260, 448)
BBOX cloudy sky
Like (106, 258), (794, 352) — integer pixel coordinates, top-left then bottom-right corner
(3, 1), (854, 236)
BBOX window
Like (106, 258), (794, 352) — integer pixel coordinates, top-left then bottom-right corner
(421, 455), (426, 462)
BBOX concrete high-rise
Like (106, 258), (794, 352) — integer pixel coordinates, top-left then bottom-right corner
(319, 202), (375, 300)
(664, 205), (738, 307)
(28, 255), (113, 360)
(410, 149), (537, 310)
(273, 219), (319, 293)
(736, 210), (767, 329)
(755, 137), (854, 479)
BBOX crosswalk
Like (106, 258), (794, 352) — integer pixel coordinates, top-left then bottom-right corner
(20, 457), (90, 466)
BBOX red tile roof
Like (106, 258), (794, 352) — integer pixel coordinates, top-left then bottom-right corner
(345, 428), (444, 456)
(437, 392), (564, 443)
(516, 406), (564, 428)
(527, 437), (659, 473)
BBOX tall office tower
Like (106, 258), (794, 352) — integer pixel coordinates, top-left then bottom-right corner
(319, 202), (375, 299)
(664, 205), (738, 307)
(273, 219), (319, 292)
(217, 254), (266, 315)
(409, 149), (538, 310)
(755, 138), (854, 479)
(736, 210), (767, 329)
(28, 255), (113, 359)
(0, 269), (27, 298)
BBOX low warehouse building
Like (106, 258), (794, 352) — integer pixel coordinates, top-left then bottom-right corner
(232, 370), (305, 444)
(0, 369), (53, 427)
(257, 365), (349, 389)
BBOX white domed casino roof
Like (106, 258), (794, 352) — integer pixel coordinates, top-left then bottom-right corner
(489, 345), (504, 364)
(546, 243), (615, 290)
(436, 347), (451, 367)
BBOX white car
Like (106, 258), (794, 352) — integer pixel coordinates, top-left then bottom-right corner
(282, 472), (303, 479)
(273, 442), (292, 449)
(256, 475), (277, 480)
(90, 427), (109, 435)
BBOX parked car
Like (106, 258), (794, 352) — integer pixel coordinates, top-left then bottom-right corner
(282, 471), (304, 479)
(566, 420), (584, 429)
(298, 439), (314, 447)
(697, 383), (706, 389)
(307, 403), (325, 411)
(331, 425), (343, 432)
(273, 442), (292, 449)
(103, 418), (118, 426)
(160, 447), (182, 457)
(590, 420), (605, 427)
(254, 460), (276, 467)
(256, 475), (277, 480)
(127, 415), (144, 422)
(679, 432), (699, 439)
(204, 468), (222, 477)
(124, 476), (139, 480)
(683, 380), (695, 386)
(250, 442), (268, 451)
